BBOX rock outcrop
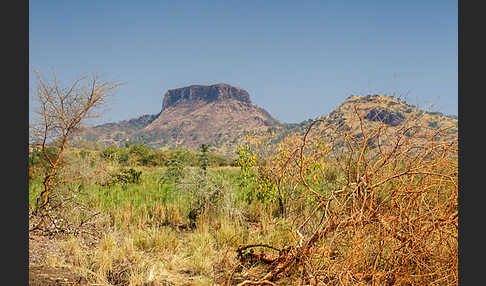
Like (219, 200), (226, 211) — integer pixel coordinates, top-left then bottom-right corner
(161, 83), (252, 110)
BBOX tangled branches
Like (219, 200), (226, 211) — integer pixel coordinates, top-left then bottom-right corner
(29, 70), (122, 233)
(229, 106), (457, 285)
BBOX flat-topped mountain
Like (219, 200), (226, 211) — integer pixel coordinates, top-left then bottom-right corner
(143, 83), (276, 153)
(73, 83), (278, 155)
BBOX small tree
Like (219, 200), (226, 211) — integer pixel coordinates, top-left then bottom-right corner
(200, 143), (210, 175)
(30, 70), (122, 219)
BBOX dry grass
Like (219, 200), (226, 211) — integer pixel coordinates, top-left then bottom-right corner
(32, 193), (297, 285)
(29, 103), (457, 285)
(229, 105), (457, 285)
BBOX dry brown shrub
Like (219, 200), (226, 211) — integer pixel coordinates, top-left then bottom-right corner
(231, 106), (457, 285)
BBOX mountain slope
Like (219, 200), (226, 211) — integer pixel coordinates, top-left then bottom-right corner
(300, 94), (459, 154)
(73, 83), (278, 156)
(320, 94), (457, 133)
(73, 88), (457, 157)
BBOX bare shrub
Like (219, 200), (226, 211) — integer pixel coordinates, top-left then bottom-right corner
(230, 106), (458, 285)
(29, 70), (122, 232)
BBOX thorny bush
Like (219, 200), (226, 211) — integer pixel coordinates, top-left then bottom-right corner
(229, 106), (458, 286)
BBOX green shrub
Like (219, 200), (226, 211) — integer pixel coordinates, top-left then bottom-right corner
(162, 157), (186, 184)
(104, 168), (142, 186)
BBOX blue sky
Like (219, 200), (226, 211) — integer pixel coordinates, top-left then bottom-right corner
(29, 1), (457, 124)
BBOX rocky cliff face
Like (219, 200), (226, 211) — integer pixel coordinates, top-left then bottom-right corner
(161, 83), (252, 110)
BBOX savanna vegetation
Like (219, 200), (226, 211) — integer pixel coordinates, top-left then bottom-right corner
(29, 115), (457, 285)
(29, 71), (457, 286)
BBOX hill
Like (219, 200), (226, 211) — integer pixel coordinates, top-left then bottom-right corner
(322, 94), (457, 130)
(73, 83), (279, 156)
(304, 94), (458, 154)
(73, 86), (457, 156)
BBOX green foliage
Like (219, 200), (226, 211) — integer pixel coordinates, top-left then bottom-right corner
(235, 145), (258, 189)
(199, 144), (210, 173)
(101, 144), (156, 166)
(235, 145), (278, 204)
(29, 145), (60, 168)
(28, 145), (61, 179)
(101, 146), (128, 162)
(100, 144), (234, 169)
(162, 156), (186, 184)
(252, 174), (278, 203)
(128, 144), (151, 158)
(104, 167), (142, 186)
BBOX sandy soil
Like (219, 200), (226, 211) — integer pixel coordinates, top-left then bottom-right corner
(29, 232), (91, 285)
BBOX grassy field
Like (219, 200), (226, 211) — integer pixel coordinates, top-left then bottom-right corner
(29, 117), (458, 285)
(29, 163), (298, 285)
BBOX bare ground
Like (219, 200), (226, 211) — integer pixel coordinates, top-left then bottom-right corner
(29, 231), (94, 285)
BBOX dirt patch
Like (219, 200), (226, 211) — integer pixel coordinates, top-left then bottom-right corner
(29, 233), (83, 285)
(29, 233), (63, 265)
(29, 231), (100, 285)
(29, 265), (88, 285)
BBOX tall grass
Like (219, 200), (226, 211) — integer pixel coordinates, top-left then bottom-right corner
(29, 111), (457, 286)
(29, 162), (293, 285)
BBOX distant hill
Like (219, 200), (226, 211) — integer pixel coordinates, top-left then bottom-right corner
(320, 94), (457, 133)
(73, 85), (457, 157)
(307, 94), (458, 153)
